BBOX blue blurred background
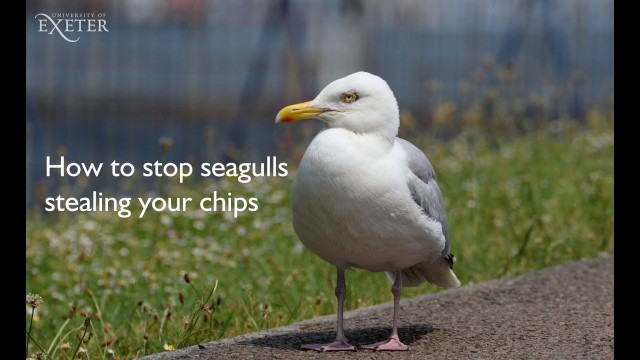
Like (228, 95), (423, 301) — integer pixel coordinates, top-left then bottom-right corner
(26, 0), (614, 204)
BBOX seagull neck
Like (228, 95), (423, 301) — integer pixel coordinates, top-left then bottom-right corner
(358, 132), (396, 150)
(320, 127), (396, 150)
(376, 133), (397, 147)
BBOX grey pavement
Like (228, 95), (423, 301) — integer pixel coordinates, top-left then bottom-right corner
(139, 254), (614, 359)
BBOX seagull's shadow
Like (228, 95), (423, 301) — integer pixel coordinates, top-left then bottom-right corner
(240, 324), (434, 350)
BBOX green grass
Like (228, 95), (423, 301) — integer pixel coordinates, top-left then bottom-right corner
(26, 120), (613, 359)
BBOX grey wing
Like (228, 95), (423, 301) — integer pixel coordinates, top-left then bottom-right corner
(396, 138), (455, 268)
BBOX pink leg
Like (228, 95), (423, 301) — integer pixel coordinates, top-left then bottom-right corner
(301, 268), (356, 351)
(360, 270), (409, 351)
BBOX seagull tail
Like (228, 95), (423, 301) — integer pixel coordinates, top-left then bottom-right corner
(389, 257), (461, 288)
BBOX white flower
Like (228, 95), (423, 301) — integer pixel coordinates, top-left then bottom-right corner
(26, 293), (43, 308)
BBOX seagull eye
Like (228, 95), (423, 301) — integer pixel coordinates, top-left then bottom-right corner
(340, 92), (358, 104)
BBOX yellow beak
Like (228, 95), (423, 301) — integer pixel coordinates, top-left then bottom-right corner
(275, 101), (324, 123)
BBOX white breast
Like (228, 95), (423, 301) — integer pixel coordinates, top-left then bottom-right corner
(291, 129), (446, 272)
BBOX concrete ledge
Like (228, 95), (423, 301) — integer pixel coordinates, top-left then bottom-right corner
(140, 254), (613, 359)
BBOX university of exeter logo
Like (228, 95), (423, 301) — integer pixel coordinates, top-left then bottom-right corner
(35, 12), (109, 43)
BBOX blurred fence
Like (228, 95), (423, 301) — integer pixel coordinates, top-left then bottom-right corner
(26, 0), (613, 197)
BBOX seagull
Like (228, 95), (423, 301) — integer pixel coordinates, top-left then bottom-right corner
(275, 71), (461, 351)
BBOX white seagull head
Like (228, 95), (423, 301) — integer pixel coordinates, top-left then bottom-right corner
(276, 71), (400, 139)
